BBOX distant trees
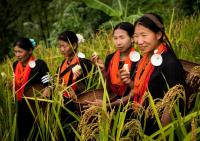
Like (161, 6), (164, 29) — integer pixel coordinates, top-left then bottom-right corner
(0, 0), (199, 62)
(0, 0), (52, 61)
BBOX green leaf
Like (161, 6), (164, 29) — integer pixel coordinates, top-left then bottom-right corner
(82, 0), (121, 17)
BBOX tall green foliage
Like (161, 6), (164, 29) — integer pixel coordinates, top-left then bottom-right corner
(82, 0), (142, 29)
(0, 20), (200, 139)
(170, 14), (200, 62)
(48, 0), (110, 46)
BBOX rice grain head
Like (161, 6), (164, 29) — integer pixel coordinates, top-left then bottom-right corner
(132, 101), (145, 116)
(188, 93), (197, 109)
(145, 84), (186, 119)
(78, 106), (103, 140)
(186, 66), (200, 86)
(122, 119), (143, 140)
(78, 106), (102, 131)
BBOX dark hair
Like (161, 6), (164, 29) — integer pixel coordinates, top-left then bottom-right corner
(134, 13), (174, 54)
(58, 31), (78, 45)
(13, 38), (34, 51)
(113, 22), (134, 37)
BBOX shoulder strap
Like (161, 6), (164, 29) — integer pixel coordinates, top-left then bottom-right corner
(105, 52), (115, 71)
(13, 61), (18, 70)
(59, 63), (77, 77)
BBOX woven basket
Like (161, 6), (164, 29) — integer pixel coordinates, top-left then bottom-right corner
(24, 84), (45, 97)
(180, 59), (200, 95)
(23, 84), (47, 114)
(75, 89), (107, 104)
(74, 89), (116, 112)
(180, 59), (199, 74)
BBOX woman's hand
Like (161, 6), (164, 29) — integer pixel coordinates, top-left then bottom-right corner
(85, 99), (104, 107)
(72, 65), (82, 80)
(72, 69), (82, 80)
(42, 87), (51, 98)
(119, 68), (134, 88)
(91, 53), (105, 71)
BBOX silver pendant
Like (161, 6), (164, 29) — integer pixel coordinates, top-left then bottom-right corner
(129, 51), (140, 62)
(29, 60), (36, 68)
(151, 54), (163, 66)
(78, 52), (85, 58)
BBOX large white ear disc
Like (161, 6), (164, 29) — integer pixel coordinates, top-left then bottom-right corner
(151, 54), (163, 66)
(129, 51), (140, 62)
(29, 60), (36, 68)
(78, 52), (85, 58)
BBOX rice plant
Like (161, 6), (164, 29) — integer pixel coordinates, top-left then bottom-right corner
(0, 13), (200, 141)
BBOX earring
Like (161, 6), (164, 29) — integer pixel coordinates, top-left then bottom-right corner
(29, 60), (36, 68)
(129, 51), (140, 62)
(78, 52), (85, 58)
(150, 49), (163, 66)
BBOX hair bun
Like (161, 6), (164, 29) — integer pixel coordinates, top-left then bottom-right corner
(29, 38), (36, 48)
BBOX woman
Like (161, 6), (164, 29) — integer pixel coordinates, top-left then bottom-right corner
(57, 31), (93, 97)
(89, 22), (138, 107)
(133, 13), (186, 133)
(57, 30), (94, 140)
(13, 38), (51, 140)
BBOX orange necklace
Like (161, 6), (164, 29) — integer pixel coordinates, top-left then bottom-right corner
(60, 55), (79, 85)
(133, 44), (167, 103)
(15, 55), (35, 101)
(108, 48), (134, 96)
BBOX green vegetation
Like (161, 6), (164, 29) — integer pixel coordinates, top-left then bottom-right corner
(0, 15), (200, 139)
(0, 0), (200, 61)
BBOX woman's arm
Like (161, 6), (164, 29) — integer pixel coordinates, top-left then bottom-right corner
(85, 90), (133, 108)
(109, 93), (133, 107)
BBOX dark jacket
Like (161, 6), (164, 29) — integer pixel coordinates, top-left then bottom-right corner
(13, 59), (50, 90)
(148, 51), (186, 99)
(58, 57), (94, 95)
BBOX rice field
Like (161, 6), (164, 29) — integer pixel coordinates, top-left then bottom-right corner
(0, 13), (200, 141)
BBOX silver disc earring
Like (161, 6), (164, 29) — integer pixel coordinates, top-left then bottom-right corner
(129, 51), (140, 62)
(29, 60), (36, 68)
(151, 49), (163, 66)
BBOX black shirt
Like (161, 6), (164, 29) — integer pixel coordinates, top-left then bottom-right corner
(148, 51), (186, 99)
(13, 59), (50, 90)
(58, 57), (94, 94)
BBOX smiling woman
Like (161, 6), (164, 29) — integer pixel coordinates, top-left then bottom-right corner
(133, 13), (186, 104)
(132, 13), (186, 134)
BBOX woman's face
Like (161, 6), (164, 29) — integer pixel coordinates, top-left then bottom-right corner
(14, 46), (32, 63)
(113, 29), (133, 54)
(134, 24), (162, 54)
(58, 40), (75, 57)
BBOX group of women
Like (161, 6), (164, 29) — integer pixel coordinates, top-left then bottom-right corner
(13, 13), (186, 140)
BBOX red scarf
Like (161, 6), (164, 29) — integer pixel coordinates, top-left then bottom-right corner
(60, 55), (79, 97)
(14, 55), (35, 101)
(133, 44), (167, 103)
(108, 48), (134, 96)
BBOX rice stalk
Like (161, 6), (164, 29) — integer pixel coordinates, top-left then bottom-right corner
(121, 119), (143, 140)
(186, 66), (200, 94)
(145, 84), (186, 119)
(191, 118), (197, 141)
(188, 93), (198, 109)
(132, 101), (145, 117)
(147, 91), (166, 141)
(78, 106), (102, 140)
